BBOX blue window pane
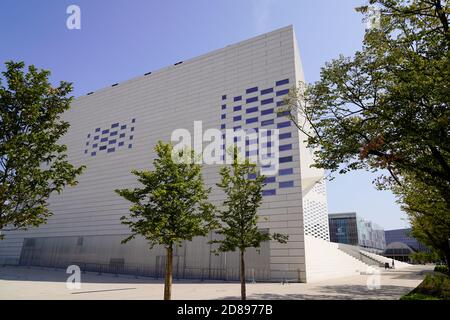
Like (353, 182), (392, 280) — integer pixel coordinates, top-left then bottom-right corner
(261, 88), (273, 95)
(121, 125), (127, 130)
(262, 142), (273, 148)
(131, 127), (135, 132)
(276, 89), (289, 96)
(132, 118), (136, 123)
(102, 129), (109, 134)
(279, 144), (292, 151)
(246, 97), (258, 104)
(222, 105), (227, 110)
(99, 146), (107, 151)
(234, 105), (242, 112)
(246, 87), (258, 94)
(279, 181), (294, 188)
(248, 173), (257, 180)
(222, 95), (227, 100)
(84, 150), (88, 154)
(261, 108), (274, 116)
(261, 119), (274, 126)
(221, 114), (226, 119)
(280, 132), (292, 140)
(234, 96), (242, 102)
(94, 135), (99, 140)
(111, 123), (119, 128)
(262, 189), (276, 196)
(130, 135), (134, 140)
(118, 141), (124, 147)
(261, 98), (274, 105)
(86, 142), (89, 146)
(234, 126), (242, 131)
(234, 137), (241, 142)
(246, 106), (258, 114)
(279, 168), (294, 176)
(246, 117), (258, 124)
(233, 115), (242, 122)
(93, 143), (98, 148)
(110, 131), (118, 136)
(128, 144), (133, 149)
(100, 137), (108, 142)
(107, 148), (115, 153)
(265, 177), (276, 183)
(87, 134), (91, 138)
(221, 124), (226, 129)
(277, 121), (291, 129)
(119, 133), (125, 138)
(276, 79), (289, 86)
(91, 152), (96, 156)
(277, 101), (287, 107)
(95, 128), (101, 132)
(279, 156), (293, 163)
(277, 111), (290, 117)
(109, 139), (116, 145)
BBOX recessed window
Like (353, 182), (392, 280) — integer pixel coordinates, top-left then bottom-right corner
(261, 119), (274, 126)
(222, 105), (227, 110)
(132, 119), (136, 123)
(277, 101), (287, 107)
(277, 121), (291, 129)
(276, 79), (289, 86)
(234, 126), (242, 131)
(261, 88), (274, 95)
(246, 97), (258, 104)
(87, 134), (91, 138)
(91, 152), (96, 156)
(86, 142), (89, 146)
(109, 139), (116, 145)
(130, 127), (135, 132)
(102, 129), (109, 135)
(261, 98), (274, 105)
(279, 168), (294, 176)
(261, 108), (274, 116)
(246, 106), (258, 114)
(121, 125), (127, 130)
(262, 189), (276, 196)
(265, 177), (276, 183)
(100, 137), (108, 142)
(99, 146), (107, 151)
(233, 115), (242, 122)
(118, 141), (124, 147)
(280, 132), (292, 140)
(279, 156), (293, 163)
(95, 128), (101, 132)
(93, 144), (98, 148)
(221, 124), (226, 129)
(130, 135), (134, 140)
(279, 181), (294, 188)
(84, 150), (88, 154)
(276, 89), (289, 97)
(107, 148), (115, 153)
(277, 111), (290, 117)
(221, 114), (226, 120)
(246, 87), (258, 94)
(111, 123), (119, 128)
(234, 106), (242, 112)
(234, 96), (242, 102)
(128, 144), (133, 149)
(279, 144), (292, 151)
(119, 133), (125, 138)
(246, 117), (258, 124)
(94, 135), (99, 140)
(110, 131), (118, 136)
(222, 95), (227, 100)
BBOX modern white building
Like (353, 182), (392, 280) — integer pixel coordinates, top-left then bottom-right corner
(0, 26), (364, 283)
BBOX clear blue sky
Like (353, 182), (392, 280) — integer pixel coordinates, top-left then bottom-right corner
(0, 0), (409, 230)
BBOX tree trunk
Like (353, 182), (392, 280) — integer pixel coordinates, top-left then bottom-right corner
(240, 249), (246, 300)
(443, 247), (450, 274)
(164, 245), (173, 300)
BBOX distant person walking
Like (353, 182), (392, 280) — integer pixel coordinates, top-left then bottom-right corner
(392, 259), (395, 269)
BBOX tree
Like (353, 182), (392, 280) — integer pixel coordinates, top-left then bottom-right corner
(213, 148), (287, 300)
(115, 141), (215, 300)
(0, 61), (84, 238)
(393, 176), (450, 270)
(285, 0), (449, 258)
(286, 0), (449, 199)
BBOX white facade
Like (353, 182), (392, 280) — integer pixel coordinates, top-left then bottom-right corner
(0, 26), (331, 282)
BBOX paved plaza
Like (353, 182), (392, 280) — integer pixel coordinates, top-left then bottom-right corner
(0, 265), (432, 300)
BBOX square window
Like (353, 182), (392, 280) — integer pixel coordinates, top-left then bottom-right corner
(109, 139), (116, 145)
(131, 127), (135, 132)
(99, 146), (107, 151)
(93, 143), (98, 148)
(101, 137), (108, 142)
(132, 118), (136, 123)
(84, 150), (88, 154)
(91, 151), (96, 156)
(102, 129), (109, 135)
(121, 125), (127, 130)
(119, 133), (125, 138)
(87, 134), (91, 138)
(222, 95), (227, 100)
(94, 135), (99, 140)
(111, 123), (119, 128)
(221, 124), (226, 129)
(86, 142), (89, 146)
(221, 114), (226, 120)
(118, 141), (124, 147)
(110, 131), (118, 136)
(222, 105), (227, 110)
(95, 128), (101, 132)
(128, 144), (133, 149)
(130, 135), (134, 140)
(107, 148), (115, 153)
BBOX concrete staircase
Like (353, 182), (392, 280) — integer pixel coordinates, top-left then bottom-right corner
(304, 235), (370, 282)
(359, 249), (411, 269)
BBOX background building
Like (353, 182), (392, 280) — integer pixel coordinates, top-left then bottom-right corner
(384, 228), (430, 262)
(329, 212), (386, 252)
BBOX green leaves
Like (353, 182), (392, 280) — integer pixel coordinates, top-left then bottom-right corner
(0, 61), (85, 236)
(213, 147), (288, 253)
(116, 141), (215, 249)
